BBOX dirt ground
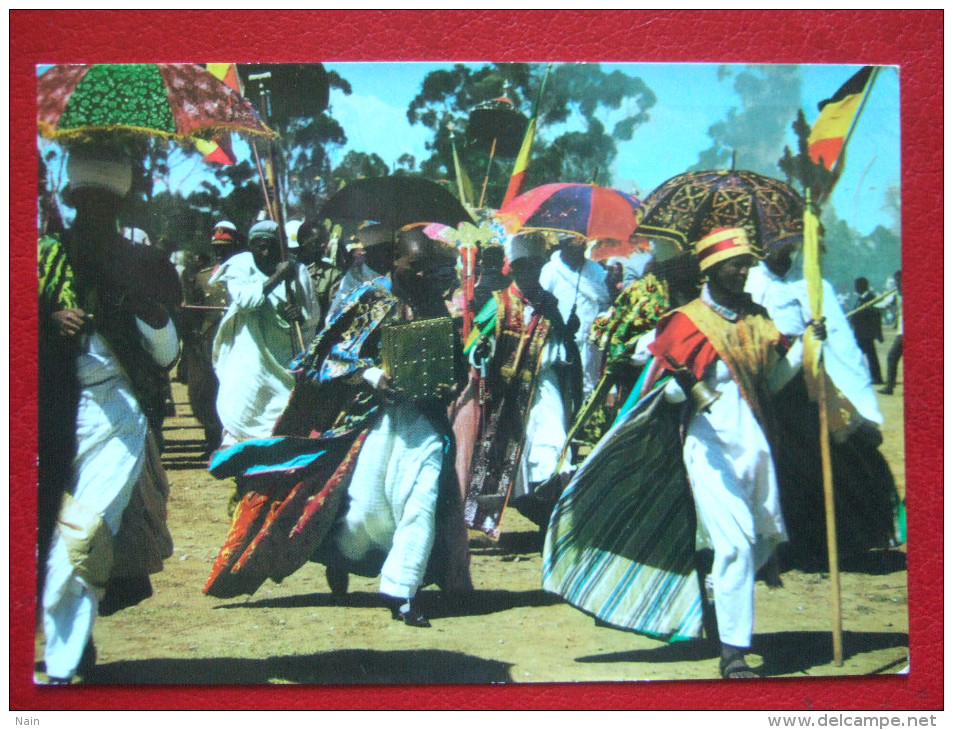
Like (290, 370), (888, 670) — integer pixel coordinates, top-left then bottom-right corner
(34, 331), (908, 685)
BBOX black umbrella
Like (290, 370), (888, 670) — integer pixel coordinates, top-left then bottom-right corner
(467, 94), (529, 208)
(318, 176), (476, 229)
(466, 96), (529, 158)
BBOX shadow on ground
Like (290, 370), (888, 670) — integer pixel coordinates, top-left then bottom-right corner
(575, 630), (908, 676)
(160, 437), (213, 471)
(210, 588), (563, 619)
(72, 648), (513, 685)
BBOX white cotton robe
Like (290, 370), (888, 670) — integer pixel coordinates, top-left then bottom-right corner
(633, 323), (798, 650)
(682, 359), (788, 649)
(210, 252), (320, 445)
(42, 321), (177, 680)
(746, 263), (883, 431)
(540, 251), (611, 396)
(511, 300), (574, 500)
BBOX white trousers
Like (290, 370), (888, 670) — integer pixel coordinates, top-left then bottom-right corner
(334, 403), (443, 600)
(42, 375), (146, 679)
(683, 370), (786, 649)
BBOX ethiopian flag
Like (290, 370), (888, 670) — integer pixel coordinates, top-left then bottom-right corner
(500, 114), (537, 208)
(808, 66), (874, 170)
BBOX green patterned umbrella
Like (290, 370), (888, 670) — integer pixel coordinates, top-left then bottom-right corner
(37, 63), (276, 142)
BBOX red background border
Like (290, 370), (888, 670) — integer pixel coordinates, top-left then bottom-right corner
(10, 10), (942, 711)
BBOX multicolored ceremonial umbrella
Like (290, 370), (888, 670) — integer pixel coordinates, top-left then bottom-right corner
(634, 169), (805, 257)
(37, 63), (277, 142)
(422, 218), (505, 249)
(494, 183), (642, 243)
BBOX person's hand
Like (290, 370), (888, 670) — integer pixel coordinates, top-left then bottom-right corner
(376, 372), (406, 404)
(672, 367), (697, 396)
(433, 382), (459, 402)
(282, 302), (303, 324)
(51, 308), (88, 337)
(809, 317), (827, 341)
(566, 312), (581, 335)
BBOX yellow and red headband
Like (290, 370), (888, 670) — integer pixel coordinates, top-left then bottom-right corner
(693, 227), (753, 272)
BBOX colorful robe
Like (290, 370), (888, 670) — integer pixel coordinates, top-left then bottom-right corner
(203, 280), (471, 599)
(543, 293), (792, 641)
(463, 283), (580, 537)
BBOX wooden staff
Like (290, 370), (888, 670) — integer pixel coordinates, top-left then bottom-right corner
(478, 137), (498, 209)
(803, 190), (843, 666)
(843, 287), (897, 318)
(249, 71), (305, 354)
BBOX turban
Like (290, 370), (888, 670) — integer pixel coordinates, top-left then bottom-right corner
(248, 219), (280, 242)
(504, 232), (548, 263)
(66, 145), (132, 198)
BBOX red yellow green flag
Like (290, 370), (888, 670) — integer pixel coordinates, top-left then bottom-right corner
(195, 64), (244, 165)
(500, 115), (537, 208)
(500, 65), (551, 208)
(807, 66), (874, 171)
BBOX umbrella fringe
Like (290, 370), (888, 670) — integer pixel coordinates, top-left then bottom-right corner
(37, 121), (279, 143)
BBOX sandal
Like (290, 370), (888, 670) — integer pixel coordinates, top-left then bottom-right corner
(719, 656), (759, 679)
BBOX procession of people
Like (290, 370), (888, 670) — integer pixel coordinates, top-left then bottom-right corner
(34, 64), (905, 685)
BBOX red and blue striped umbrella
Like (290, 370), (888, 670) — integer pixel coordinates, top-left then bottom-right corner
(494, 183), (642, 243)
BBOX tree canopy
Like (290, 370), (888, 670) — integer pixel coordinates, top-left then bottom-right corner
(407, 62), (656, 208)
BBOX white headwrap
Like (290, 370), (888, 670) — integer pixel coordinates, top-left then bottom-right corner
(504, 232), (548, 262)
(66, 146), (132, 197)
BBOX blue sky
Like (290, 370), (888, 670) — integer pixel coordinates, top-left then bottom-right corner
(323, 62), (900, 236)
(39, 62), (900, 237)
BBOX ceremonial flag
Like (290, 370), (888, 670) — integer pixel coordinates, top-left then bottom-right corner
(500, 65), (552, 208)
(802, 192), (823, 390)
(451, 134), (475, 208)
(807, 66), (875, 171)
(500, 115), (537, 208)
(195, 63), (245, 165)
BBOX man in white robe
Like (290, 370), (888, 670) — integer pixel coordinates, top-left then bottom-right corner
(38, 145), (179, 683)
(635, 228), (819, 678)
(540, 236), (611, 396)
(745, 240), (883, 437)
(210, 220), (320, 446)
(204, 229), (471, 626)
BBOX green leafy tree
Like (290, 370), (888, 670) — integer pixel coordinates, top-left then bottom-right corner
(327, 151), (390, 193)
(408, 63), (656, 207)
(238, 64), (352, 214)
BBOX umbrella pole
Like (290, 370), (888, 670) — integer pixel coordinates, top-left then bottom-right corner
(267, 146), (306, 355)
(478, 137), (498, 209)
(251, 141), (275, 220)
(251, 120), (305, 353)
